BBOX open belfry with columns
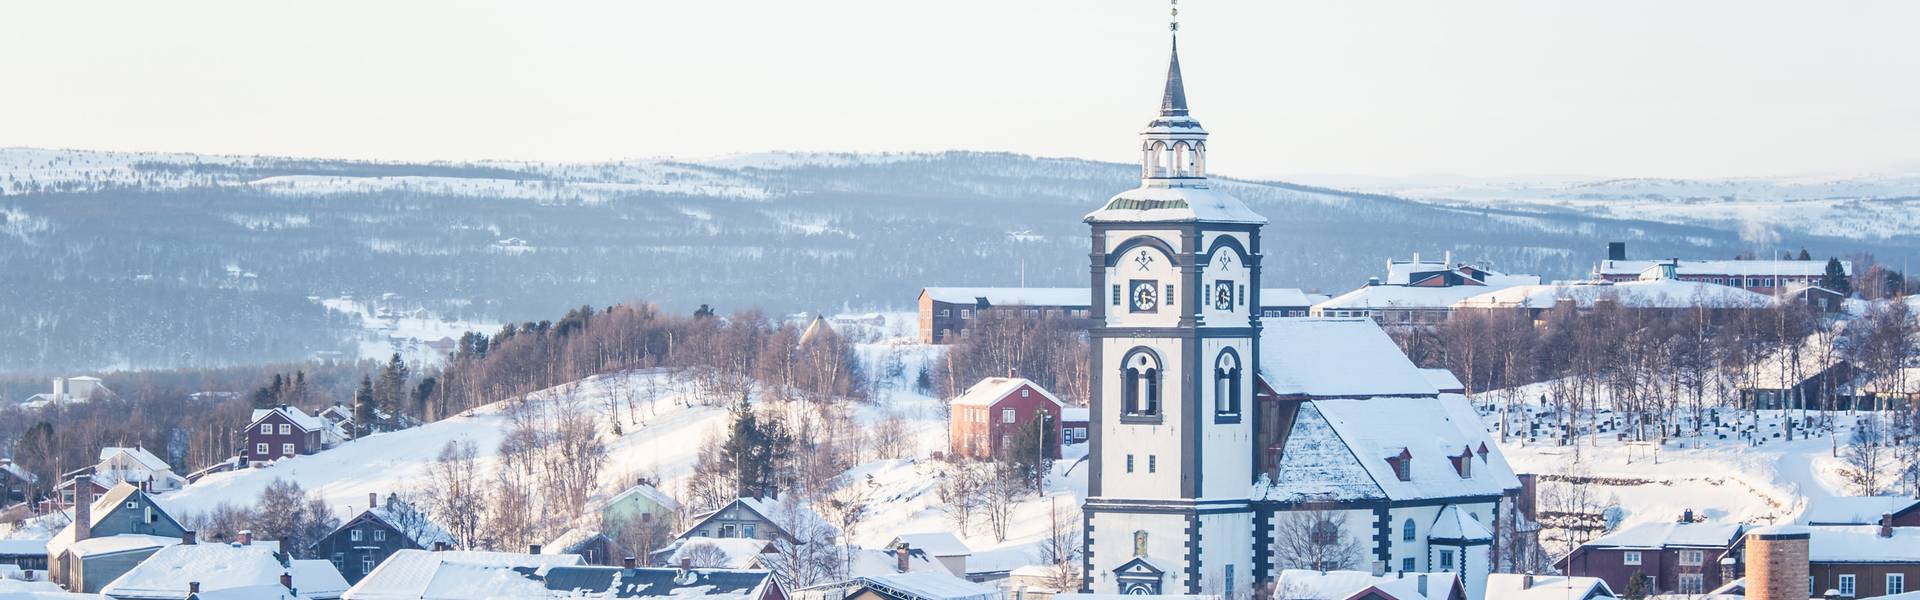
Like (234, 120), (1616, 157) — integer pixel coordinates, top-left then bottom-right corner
(1080, 3), (1523, 597)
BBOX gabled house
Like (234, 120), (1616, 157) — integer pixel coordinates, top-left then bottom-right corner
(801, 571), (998, 600)
(246, 405), (331, 467)
(1727, 523), (1920, 599)
(310, 493), (457, 584)
(1, 457), (37, 504)
(1484, 574), (1615, 600)
(542, 528), (624, 567)
(100, 532), (349, 600)
(652, 537), (776, 569)
(1800, 497), (1920, 527)
(947, 376), (1065, 460)
(520, 561), (787, 600)
(1273, 569), (1467, 600)
(1558, 518), (1744, 596)
(886, 533), (971, 577)
(604, 480), (681, 532)
(676, 497), (834, 546)
(81, 447), (187, 494)
(21, 376), (116, 408)
(45, 477), (189, 593)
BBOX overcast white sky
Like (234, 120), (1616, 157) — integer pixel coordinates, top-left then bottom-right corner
(3, 1), (1917, 180)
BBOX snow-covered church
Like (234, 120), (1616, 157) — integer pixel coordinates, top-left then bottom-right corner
(1078, 18), (1522, 600)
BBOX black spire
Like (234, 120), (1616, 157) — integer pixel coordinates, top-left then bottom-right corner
(1160, 36), (1189, 117)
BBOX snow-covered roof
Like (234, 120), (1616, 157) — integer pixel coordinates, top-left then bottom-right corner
(1484, 574), (1614, 600)
(652, 537), (774, 570)
(889, 532), (970, 557)
(251, 406), (329, 432)
(535, 566), (780, 600)
(100, 539), (313, 599)
(1596, 259), (1849, 278)
(1800, 525), (1920, 563)
(1085, 182), (1267, 224)
(1419, 369), (1465, 393)
(0, 538), (48, 555)
(343, 549), (584, 600)
(606, 481), (681, 513)
(1257, 318), (1436, 398)
(1429, 505), (1493, 542)
(1315, 284), (1497, 311)
(1453, 280), (1774, 310)
(1262, 288), (1325, 307)
(47, 482), (164, 557)
(1059, 407), (1089, 423)
(854, 571), (1000, 600)
(0, 577), (100, 599)
(681, 497), (835, 543)
(1799, 496), (1920, 525)
(920, 288), (1088, 307)
(100, 446), (172, 473)
(950, 377), (1064, 409)
(65, 533), (178, 558)
(1057, 594), (1215, 600)
(345, 496), (457, 550)
(1585, 521), (1745, 549)
(1259, 395), (1519, 503)
(541, 528), (602, 556)
(1273, 569), (1460, 600)
(292, 558), (352, 599)
(0, 460), (35, 484)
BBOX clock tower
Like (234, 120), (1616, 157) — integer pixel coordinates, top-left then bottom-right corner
(1081, 10), (1267, 596)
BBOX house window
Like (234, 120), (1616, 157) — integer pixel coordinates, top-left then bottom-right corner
(961, 309), (972, 319)
(1021, 389), (1030, 398)
(1839, 574), (1855, 596)
(282, 443), (295, 455)
(1121, 350), (1162, 418)
(1165, 284), (1175, 306)
(721, 524), (737, 537)
(256, 443), (269, 455)
(1074, 427), (1088, 439)
(1403, 519), (1416, 542)
(1002, 409), (1016, 424)
(1126, 455), (1135, 473)
(1679, 550), (1704, 566)
(1889, 574), (1906, 595)
(261, 424), (273, 434)
(1148, 455), (1157, 473)
(332, 553), (344, 571)
(1678, 574), (1705, 594)
(1214, 350), (1242, 416)
(1238, 285), (1246, 306)
(373, 530), (385, 542)
(1402, 558), (1416, 572)
(351, 529), (363, 542)
(362, 557), (374, 575)
(1623, 551), (1642, 565)
(939, 309), (950, 318)
(745, 525), (757, 538)
(1112, 284), (1122, 306)
(279, 424), (291, 435)
(1439, 549), (1455, 570)
(1225, 565), (1235, 596)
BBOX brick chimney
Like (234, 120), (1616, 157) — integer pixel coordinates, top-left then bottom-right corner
(1881, 513), (1894, 538)
(529, 544), (542, 555)
(280, 572), (293, 590)
(239, 529), (253, 545)
(182, 530), (197, 545)
(1522, 573), (1534, 590)
(895, 543), (910, 573)
(1744, 526), (1811, 600)
(676, 558), (695, 585)
(624, 556), (637, 569)
(189, 581), (200, 595)
(1007, 367), (1018, 378)
(72, 475), (94, 543)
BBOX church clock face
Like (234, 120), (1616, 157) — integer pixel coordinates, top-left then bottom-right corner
(1214, 281), (1234, 310)
(1129, 279), (1159, 313)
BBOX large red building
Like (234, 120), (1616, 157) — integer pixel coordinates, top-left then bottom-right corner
(948, 376), (1065, 460)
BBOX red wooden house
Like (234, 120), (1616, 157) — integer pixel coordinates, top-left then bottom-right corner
(948, 376), (1065, 460)
(245, 405), (328, 467)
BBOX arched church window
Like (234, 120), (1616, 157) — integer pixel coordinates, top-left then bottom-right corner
(1214, 350), (1241, 416)
(1403, 518), (1416, 542)
(1122, 349), (1161, 418)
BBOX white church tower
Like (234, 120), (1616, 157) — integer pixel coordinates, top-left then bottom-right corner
(1082, 4), (1267, 595)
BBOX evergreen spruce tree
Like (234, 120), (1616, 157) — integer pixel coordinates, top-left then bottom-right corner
(1797, 248), (1812, 260)
(353, 375), (376, 437)
(1821, 258), (1853, 296)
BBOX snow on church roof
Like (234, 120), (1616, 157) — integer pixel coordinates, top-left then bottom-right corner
(1257, 318), (1436, 398)
(1430, 505), (1493, 542)
(1259, 396), (1519, 503)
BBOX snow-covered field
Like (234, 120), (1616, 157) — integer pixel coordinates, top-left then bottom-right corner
(315, 296), (500, 366)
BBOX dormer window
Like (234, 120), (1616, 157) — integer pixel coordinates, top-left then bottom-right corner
(1451, 446), (1474, 478)
(1386, 448), (1413, 481)
(1477, 442), (1490, 463)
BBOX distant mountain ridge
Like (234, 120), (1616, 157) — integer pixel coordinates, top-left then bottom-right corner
(0, 147), (1908, 372)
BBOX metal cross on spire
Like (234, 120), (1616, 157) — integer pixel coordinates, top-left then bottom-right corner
(1170, 0), (1180, 32)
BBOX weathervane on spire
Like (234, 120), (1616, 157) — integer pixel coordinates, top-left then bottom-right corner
(1169, 0), (1180, 32)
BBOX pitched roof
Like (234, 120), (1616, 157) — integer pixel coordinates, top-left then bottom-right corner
(65, 533), (179, 558)
(1419, 369), (1465, 394)
(1316, 284), (1505, 311)
(1262, 288), (1330, 308)
(100, 539), (312, 599)
(1583, 521), (1745, 549)
(889, 532), (971, 557)
(1429, 505), (1493, 542)
(608, 482), (682, 512)
(1258, 396), (1520, 503)
(292, 558), (353, 599)
(1160, 37), (1188, 117)
(1798, 525), (1920, 563)
(679, 497), (835, 543)
(852, 571), (1000, 600)
(1257, 318), (1436, 398)
(47, 482), (169, 557)
(1453, 280), (1774, 310)
(1799, 496), (1920, 525)
(1484, 574), (1614, 600)
(328, 498), (457, 550)
(1274, 569), (1462, 600)
(342, 549), (583, 600)
(949, 377), (1064, 408)
(652, 537), (774, 569)
(919, 288), (1088, 307)
(536, 566), (780, 600)
(250, 406), (329, 432)
(100, 446), (173, 473)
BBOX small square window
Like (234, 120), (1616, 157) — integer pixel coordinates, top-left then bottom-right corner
(1439, 549), (1455, 570)
(1401, 558), (1415, 572)
(1623, 551), (1642, 565)
(1021, 389), (1030, 397)
(279, 424), (291, 435)
(374, 529), (385, 542)
(255, 443), (268, 455)
(260, 424), (272, 435)
(282, 443), (295, 455)
(1002, 409), (1016, 423)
